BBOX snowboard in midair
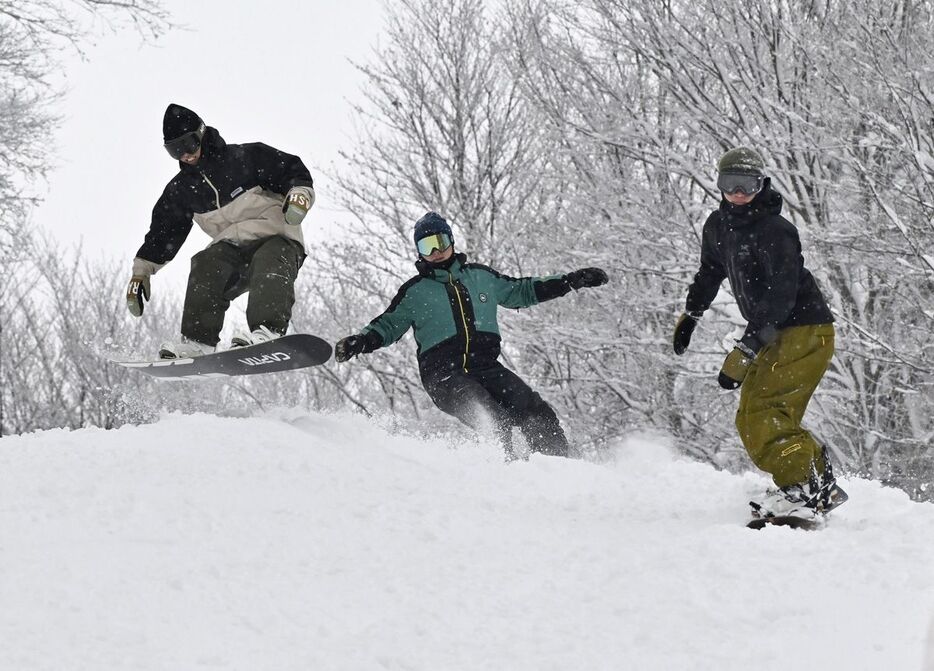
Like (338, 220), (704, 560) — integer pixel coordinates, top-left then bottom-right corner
(110, 334), (332, 379)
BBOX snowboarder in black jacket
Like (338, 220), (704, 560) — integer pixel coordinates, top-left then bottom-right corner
(334, 212), (609, 458)
(125, 103), (315, 359)
(673, 146), (847, 520)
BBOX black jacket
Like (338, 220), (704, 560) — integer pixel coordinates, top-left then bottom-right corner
(136, 127), (314, 265)
(685, 182), (833, 352)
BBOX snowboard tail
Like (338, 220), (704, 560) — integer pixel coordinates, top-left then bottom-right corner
(110, 334), (332, 379)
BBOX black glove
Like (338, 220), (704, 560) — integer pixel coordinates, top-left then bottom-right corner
(335, 334), (369, 363)
(673, 311), (702, 355)
(126, 275), (150, 317)
(718, 344), (756, 390)
(566, 267), (608, 290)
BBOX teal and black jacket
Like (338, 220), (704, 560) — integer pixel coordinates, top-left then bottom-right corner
(359, 254), (572, 375)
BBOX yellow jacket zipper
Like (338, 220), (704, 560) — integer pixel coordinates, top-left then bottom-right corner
(449, 272), (470, 372)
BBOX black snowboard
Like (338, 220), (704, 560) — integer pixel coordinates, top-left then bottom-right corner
(747, 515), (821, 531)
(111, 334), (332, 379)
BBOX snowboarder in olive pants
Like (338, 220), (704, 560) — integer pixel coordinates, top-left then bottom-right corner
(673, 146), (847, 519)
(125, 103), (316, 359)
(335, 212), (609, 458)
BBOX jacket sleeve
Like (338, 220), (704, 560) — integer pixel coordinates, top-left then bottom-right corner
(244, 142), (314, 195)
(740, 221), (803, 351)
(486, 267), (556, 309)
(685, 215), (727, 313)
(134, 178), (195, 270)
(360, 281), (417, 347)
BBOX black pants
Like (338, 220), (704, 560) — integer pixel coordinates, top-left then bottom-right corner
(420, 359), (569, 458)
(181, 237), (305, 345)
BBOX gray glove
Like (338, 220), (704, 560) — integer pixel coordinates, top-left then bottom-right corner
(283, 186), (315, 226)
(126, 275), (150, 317)
(718, 342), (756, 390)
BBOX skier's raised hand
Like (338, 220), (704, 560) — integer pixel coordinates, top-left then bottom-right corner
(565, 267), (608, 290)
(673, 311), (702, 355)
(282, 186), (315, 226)
(335, 334), (368, 363)
(126, 275), (151, 317)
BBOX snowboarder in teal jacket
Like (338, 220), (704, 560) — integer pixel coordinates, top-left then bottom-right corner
(335, 212), (608, 458)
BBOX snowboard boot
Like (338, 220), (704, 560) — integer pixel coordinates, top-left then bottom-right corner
(750, 456), (849, 519)
(231, 324), (282, 348)
(158, 338), (214, 360)
(750, 483), (817, 520)
(810, 451), (849, 515)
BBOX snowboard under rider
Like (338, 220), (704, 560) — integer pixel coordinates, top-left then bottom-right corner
(334, 212), (609, 458)
(673, 146), (847, 520)
(125, 103), (316, 359)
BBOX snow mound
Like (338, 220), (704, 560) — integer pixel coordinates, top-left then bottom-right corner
(1, 412), (933, 670)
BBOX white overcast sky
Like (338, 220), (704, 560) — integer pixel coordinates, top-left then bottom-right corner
(33, 0), (385, 291)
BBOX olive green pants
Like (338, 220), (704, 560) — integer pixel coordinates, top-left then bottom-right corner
(735, 323), (835, 488)
(181, 236), (305, 346)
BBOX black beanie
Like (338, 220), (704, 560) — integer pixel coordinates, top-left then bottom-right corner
(163, 104), (204, 142)
(413, 212), (454, 243)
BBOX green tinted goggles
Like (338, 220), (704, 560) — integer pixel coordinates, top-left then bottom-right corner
(416, 232), (453, 257)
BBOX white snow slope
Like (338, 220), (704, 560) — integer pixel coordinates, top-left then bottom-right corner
(2, 412), (933, 671)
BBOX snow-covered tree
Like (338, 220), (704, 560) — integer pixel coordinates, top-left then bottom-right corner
(0, 1), (168, 435)
(0, 1), (168, 254)
(307, 0), (563, 425)
(503, 0), (934, 494)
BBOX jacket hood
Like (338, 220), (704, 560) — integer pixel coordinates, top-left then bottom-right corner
(719, 178), (783, 227)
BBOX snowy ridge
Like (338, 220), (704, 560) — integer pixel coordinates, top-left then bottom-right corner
(2, 412), (933, 670)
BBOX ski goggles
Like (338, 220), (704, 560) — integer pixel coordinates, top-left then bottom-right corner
(717, 172), (765, 196)
(164, 124), (205, 160)
(416, 232), (453, 257)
